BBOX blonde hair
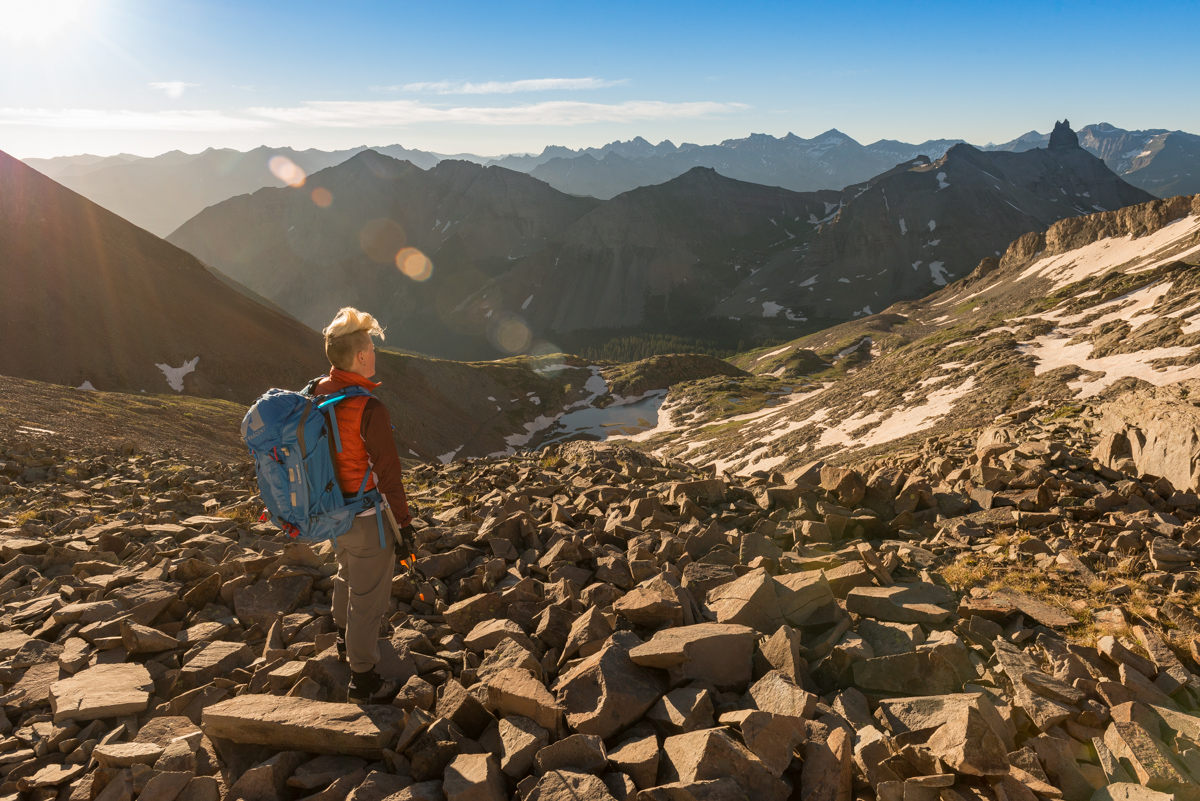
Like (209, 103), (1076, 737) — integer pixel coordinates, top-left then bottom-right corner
(323, 307), (385, 370)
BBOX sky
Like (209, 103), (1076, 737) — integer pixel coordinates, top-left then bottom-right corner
(2, 0), (1198, 159)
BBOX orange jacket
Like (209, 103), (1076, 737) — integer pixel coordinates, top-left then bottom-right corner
(312, 368), (412, 527)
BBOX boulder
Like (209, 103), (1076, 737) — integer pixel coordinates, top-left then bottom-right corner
(852, 649), (963, 696)
(608, 733), (659, 789)
(661, 728), (789, 801)
(49, 662), (153, 723)
(535, 734), (607, 775)
(443, 753), (506, 801)
(707, 569), (833, 632)
(233, 575), (312, 630)
(845, 584), (952, 624)
(200, 695), (405, 757)
(526, 770), (617, 801)
(482, 715), (548, 779)
(485, 668), (564, 731)
(556, 632), (666, 738)
(629, 623), (757, 691)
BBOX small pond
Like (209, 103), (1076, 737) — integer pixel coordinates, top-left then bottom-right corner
(539, 391), (667, 447)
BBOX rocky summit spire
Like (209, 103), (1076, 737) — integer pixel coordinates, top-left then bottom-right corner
(1048, 119), (1080, 149)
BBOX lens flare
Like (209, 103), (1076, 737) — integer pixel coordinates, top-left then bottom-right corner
(527, 342), (567, 377)
(268, 155), (306, 187)
(395, 247), (433, 281)
(359, 218), (407, 263)
(491, 314), (533, 355)
(311, 187), (332, 207)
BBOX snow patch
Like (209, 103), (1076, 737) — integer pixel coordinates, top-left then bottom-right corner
(762, 301), (783, 318)
(156, 357), (199, 392)
(758, 345), (792, 361)
(836, 337), (872, 359)
(899, 218), (907, 235)
(1021, 332), (1200, 398)
(78, 381), (96, 391)
(928, 261), (949, 286)
(522, 294), (534, 310)
(927, 220), (937, 232)
(1017, 215), (1200, 290)
(936, 172), (949, 190)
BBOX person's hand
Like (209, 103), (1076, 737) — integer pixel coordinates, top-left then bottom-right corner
(395, 525), (417, 563)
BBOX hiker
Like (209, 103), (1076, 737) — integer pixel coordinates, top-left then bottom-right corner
(312, 307), (414, 703)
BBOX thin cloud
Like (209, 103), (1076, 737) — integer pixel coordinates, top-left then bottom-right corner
(0, 97), (746, 133)
(0, 107), (269, 132)
(382, 77), (627, 94)
(249, 99), (748, 127)
(149, 81), (199, 99)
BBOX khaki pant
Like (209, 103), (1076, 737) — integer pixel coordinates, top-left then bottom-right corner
(332, 513), (396, 673)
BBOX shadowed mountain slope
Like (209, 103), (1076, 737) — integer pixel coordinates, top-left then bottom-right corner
(168, 151), (601, 360)
(0, 150), (652, 461)
(712, 126), (1157, 327)
(0, 149), (327, 401)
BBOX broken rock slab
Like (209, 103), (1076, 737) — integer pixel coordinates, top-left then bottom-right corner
(845, 583), (953, 624)
(526, 770), (617, 801)
(875, 693), (1017, 753)
(555, 631), (666, 739)
(201, 695), (405, 758)
(851, 648), (963, 696)
(706, 568), (833, 632)
(49, 662), (153, 723)
(628, 623), (757, 691)
(661, 727), (790, 801)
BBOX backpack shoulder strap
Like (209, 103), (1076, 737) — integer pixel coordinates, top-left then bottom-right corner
(300, 377), (324, 397)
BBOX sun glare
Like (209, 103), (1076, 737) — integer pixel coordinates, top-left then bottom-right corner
(0, 0), (92, 44)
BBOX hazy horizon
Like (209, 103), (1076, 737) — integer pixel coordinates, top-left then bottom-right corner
(3, 0), (1197, 160)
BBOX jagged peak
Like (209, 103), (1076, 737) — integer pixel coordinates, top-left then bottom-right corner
(812, 128), (855, 142)
(1049, 120), (1080, 150)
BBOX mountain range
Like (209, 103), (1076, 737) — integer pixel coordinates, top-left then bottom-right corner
(984, 121), (1200, 201)
(23, 145), (443, 237)
(166, 122), (1155, 360)
(28, 122), (1197, 240)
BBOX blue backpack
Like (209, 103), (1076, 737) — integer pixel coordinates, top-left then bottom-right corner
(241, 379), (387, 546)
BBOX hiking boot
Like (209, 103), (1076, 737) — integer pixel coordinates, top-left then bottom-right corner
(336, 628), (346, 661)
(347, 669), (398, 704)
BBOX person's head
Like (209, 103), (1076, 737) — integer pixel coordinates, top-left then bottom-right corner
(323, 307), (384, 377)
